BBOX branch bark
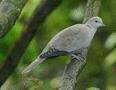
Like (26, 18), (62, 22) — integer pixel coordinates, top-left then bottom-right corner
(0, 0), (62, 87)
(59, 0), (101, 90)
(0, 0), (27, 38)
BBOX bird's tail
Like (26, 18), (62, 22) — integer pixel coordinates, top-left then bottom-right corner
(22, 56), (45, 75)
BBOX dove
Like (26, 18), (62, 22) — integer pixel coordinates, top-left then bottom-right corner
(22, 16), (105, 74)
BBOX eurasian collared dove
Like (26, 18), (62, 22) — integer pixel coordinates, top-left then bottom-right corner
(22, 16), (105, 74)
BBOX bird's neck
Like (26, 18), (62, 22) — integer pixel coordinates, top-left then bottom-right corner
(85, 24), (97, 39)
(86, 23), (97, 33)
(86, 23), (94, 29)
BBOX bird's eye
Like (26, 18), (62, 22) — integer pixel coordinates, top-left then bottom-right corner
(95, 20), (98, 23)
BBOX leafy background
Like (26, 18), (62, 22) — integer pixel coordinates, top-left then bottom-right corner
(0, 0), (116, 90)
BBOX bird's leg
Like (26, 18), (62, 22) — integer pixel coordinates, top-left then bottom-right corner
(71, 54), (86, 63)
(71, 54), (80, 60)
(72, 48), (87, 63)
(70, 48), (87, 63)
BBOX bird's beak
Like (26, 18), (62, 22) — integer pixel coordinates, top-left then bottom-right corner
(99, 23), (106, 29)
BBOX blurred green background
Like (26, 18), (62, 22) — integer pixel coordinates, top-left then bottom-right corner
(0, 0), (116, 90)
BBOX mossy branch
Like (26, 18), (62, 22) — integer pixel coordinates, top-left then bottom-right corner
(0, 0), (27, 38)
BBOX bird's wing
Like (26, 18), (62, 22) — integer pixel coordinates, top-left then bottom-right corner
(40, 24), (90, 58)
(40, 48), (69, 58)
(49, 24), (90, 50)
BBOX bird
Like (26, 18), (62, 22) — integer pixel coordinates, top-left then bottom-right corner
(22, 16), (105, 74)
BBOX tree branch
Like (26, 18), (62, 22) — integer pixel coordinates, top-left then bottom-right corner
(0, 0), (62, 87)
(59, 0), (101, 90)
(0, 0), (27, 38)
(83, 0), (101, 23)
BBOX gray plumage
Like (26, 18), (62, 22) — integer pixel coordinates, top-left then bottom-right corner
(22, 16), (105, 74)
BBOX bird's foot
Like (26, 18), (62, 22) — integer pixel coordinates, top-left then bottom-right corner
(71, 54), (86, 63)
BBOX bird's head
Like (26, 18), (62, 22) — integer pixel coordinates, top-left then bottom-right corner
(86, 16), (105, 29)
